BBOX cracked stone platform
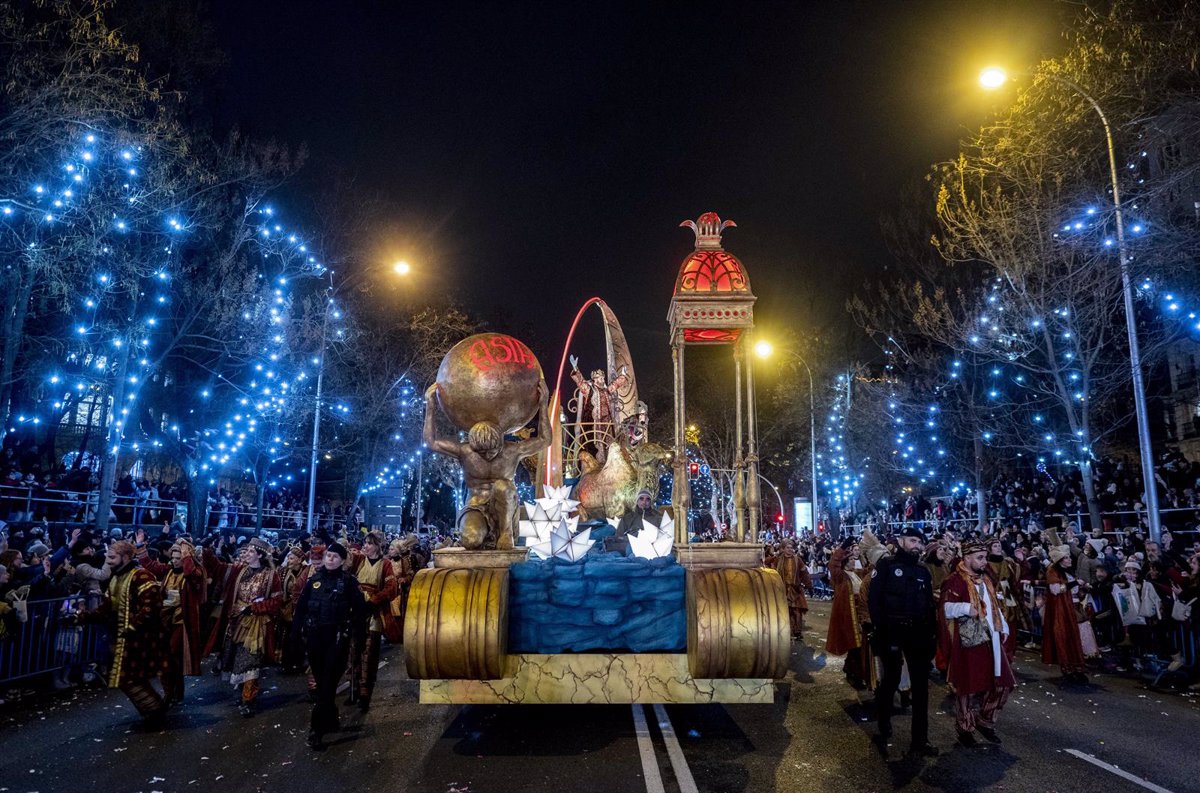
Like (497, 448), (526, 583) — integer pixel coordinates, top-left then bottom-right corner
(418, 653), (776, 704)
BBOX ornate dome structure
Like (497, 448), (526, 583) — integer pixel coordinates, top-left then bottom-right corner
(668, 212), (756, 344)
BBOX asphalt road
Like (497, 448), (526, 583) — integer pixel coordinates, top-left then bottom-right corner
(2, 602), (1197, 793)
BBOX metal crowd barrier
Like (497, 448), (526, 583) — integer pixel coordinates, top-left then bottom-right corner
(0, 596), (108, 685)
(839, 507), (1200, 540)
(0, 484), (320, 531)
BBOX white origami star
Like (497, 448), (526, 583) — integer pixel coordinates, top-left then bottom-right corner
(520, 484), (581, 542)
(628, 513), (675, 559)
(528, 516), (593, 562)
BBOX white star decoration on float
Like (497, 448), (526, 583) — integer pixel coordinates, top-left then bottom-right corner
(520, 485), (592, 562)
(628, 513), (675, 559)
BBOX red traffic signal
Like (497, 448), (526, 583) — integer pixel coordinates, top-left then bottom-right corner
(775, 513), (785, 524)
(688, 462), (700, 476)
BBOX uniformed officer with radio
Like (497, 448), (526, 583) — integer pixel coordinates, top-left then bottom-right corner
(291, 541), (368, 750)
(866, 525), (938, 758)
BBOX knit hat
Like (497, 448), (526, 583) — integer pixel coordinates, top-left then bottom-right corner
(637, 489), (651, 499)
(1044, 529), (1070, 565)
(897, 525), (925, 540)
(327, 541), (349, 561)
(25, 540), (50, 557)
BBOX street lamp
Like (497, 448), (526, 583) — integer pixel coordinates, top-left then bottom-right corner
(980, 66), (1162, 542)
(755, 340), (820, 534)
(305, 259), (417, 536)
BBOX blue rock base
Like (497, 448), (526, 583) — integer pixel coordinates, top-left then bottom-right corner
(509, 552), (686, 653)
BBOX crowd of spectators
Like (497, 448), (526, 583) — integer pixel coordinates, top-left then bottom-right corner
(771, 515), (1200, 692)
(0, 515), (446, 703)
(839, 451), (1200, 539)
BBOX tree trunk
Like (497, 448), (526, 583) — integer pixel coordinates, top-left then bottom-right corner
(94, 342), (132, 535)
(1078, 458), (1103, 534)
(0, 272), (34, 435)
(75, 396), (98, 467)
(186, 472), (209, 537)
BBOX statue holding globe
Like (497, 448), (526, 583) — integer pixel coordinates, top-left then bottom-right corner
(423, 333), (552, 550)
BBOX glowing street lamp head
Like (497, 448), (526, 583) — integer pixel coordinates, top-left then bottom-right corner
(979, 67), (1008, 90)
(392, 260), (412, 276)
(754, 339), (773, 359)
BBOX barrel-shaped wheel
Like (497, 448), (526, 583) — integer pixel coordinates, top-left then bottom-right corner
(687, 566), (789, 679)
(404, 567), (508, 680)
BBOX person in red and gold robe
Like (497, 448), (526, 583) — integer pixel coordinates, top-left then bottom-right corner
(345, 530), (399, 711)
(984, 538), (1025, 662)
(136, 536), (205, 705)
(81, 541), (168, 726)
(277, 545), (311, 672)
(774, 539), (811, 638)
(1042, 539), (1088, 683)
(826, 539), (871, 687)
(388, 535), (420, 635)
(940, 541), (1015, 747)
(203, 537), (284, 716)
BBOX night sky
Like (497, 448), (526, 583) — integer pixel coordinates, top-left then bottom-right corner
(208, 0), (1063, 379)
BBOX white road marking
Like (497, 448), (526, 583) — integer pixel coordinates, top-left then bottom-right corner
(631, 704), (666, 793)
(1064, 749), (1175, 793)
(653, 704), (700, 793)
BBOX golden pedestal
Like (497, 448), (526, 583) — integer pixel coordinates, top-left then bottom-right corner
(432, 547), (529, 569)
(675, 542), (764, 569)
(419, 653), (775, 705)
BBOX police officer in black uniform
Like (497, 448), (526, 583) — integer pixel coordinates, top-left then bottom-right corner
(866, 525), (938, 758)
(291, 541), (368, 750)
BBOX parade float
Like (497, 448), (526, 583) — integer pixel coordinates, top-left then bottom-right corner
(404, 213), (790, 704)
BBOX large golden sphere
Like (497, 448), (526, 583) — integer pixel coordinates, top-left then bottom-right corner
(434, 333), (544, 434)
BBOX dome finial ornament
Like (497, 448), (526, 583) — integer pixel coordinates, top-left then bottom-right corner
(680, 212), (736, 251)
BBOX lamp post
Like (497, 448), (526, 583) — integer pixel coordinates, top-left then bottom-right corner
(754, 340), (820, 534)
(980, 67), (1162, 542)
(305, 259), (414, 536)
(305, 280), (334, 535)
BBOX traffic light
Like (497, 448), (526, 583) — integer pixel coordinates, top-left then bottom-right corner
(775, 513), (785, 524)
(688, 461), (700, 477)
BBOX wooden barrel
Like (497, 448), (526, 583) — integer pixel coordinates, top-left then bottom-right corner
(404, 567), (508, 680)
(687, 566), (789, 679)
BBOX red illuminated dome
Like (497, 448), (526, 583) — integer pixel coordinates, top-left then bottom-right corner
(668, 213), (756, 345)
(673, 212), (751, 296)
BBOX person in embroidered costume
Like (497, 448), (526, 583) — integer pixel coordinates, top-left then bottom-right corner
(940, 540), (1016, 747)
(985, 537), (1026, 661)
(826, 538), (872, 688)
(80, 540), (169, 726)
(277, 544), (311, 672)
(135, 532), (206, 705)
(203, 536), (284, 716)
(388, 535), (421, 635)
(344, 530), (400, 711)
(773, 538), (811, 637)
(1041, 530), (1088, 683)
